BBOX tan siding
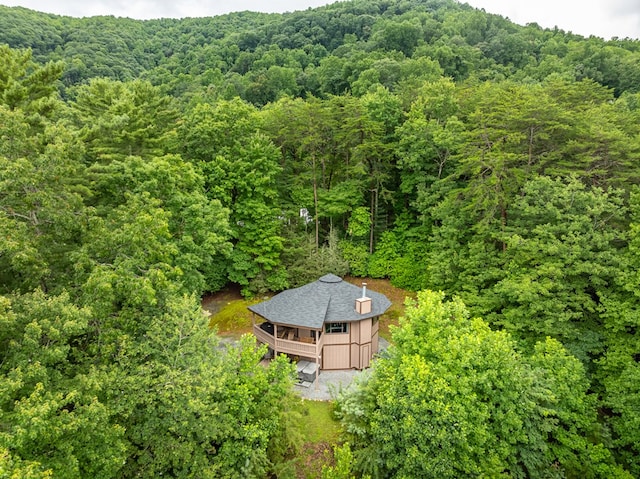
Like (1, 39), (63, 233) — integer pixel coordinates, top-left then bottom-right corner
(360, 319), (372, 344)
(372, 331), (379, 355)
(360, 344), (371, 369)
(350, 344), (360, 369)
(350, 321), (360, 343)
(324, 332), (350, 345)
(299, 328), (312, 339)
(319, 319), (379, 370)
(323, 345), (350, 369)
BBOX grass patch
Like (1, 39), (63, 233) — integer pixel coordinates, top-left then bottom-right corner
(206, 298), (259, 337)
(300, 400), (342, 444)
(292, 400), (343, 479)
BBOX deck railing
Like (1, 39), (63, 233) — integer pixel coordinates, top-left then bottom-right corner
(253, 323), (275, 347)
(253, 324), (323, 358)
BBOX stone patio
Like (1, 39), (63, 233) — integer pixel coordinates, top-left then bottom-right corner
(295, 368), (363, 401)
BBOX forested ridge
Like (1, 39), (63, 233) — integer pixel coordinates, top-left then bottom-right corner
(1, 0), (640, 477)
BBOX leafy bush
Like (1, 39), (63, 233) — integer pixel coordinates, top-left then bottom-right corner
(338, 239), (370, 277)
(368, 231), (400, 278)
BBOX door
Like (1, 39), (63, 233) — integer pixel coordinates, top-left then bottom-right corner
(360, 344), (371, 369)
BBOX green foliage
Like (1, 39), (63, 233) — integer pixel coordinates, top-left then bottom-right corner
(2, 0), (640, 101)
(1, 2), (640, 472)
(0, 45), (63, 120)
(321, 443), (369, 479)
(335, 291), (630, 478)
(0, 447), (52, 479)
(338, 239), (370, 277)
(367, 231), (401, 278)
(0, 112), (87, 293)
(182, 99), (284, 294)
(86, 154), (232, 294)
(489, 176), (624, 361)
(0, 291), (127, 479)
(110, 297), (298, 478)
(346, 206), (371, 238)
(70, 78), (179, 162)
(597, 186), (640, 475)
(396, 77), (462, 202)
(284, 229), (349, 288)
(387, 241), (429, 291)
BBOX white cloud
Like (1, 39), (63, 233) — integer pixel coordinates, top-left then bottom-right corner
(0, 0), (334, 18)
(463, 0), (638, 39)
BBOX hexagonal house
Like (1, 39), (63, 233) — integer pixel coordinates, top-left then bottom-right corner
(249, 274), (391, 370)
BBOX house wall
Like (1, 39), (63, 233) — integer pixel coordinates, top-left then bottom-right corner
(372, 318), (379, 355)
(350, 343), (360, 369)
(323, 332), (350, 345)
(322, 317), (378, 370)
(356, 318), (373, 369)
(323, 344), (350, 369)
(350, 321), (360, 343)
(360, 319), (372, 343)
(360, 343), (371, 369)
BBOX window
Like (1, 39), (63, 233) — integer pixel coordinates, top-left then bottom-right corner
(325, 322), (349, 334)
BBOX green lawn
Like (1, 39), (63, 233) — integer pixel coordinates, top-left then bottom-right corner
(293, 400), (343, 479)
(300, 400), (342, 444)
(205, 296), (259, 337)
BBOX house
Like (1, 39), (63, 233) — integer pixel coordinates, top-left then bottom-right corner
(249, 274), (391, 371)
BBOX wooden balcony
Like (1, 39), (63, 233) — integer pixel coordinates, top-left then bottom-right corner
(253, 323), (323, 358)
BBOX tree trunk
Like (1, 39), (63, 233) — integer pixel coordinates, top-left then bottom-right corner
(369, 188), (377, 254)
(313, 155), (319, 252)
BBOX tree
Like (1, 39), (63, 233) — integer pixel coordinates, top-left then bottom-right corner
(0, 290), (127, 479)
(181, 99), (285, 294)
(64, 189), (298, 477)
(396, 78), (463, 213)
(335, 291), (629, 478)
(261, 96), (338, 253)
(0, 45), (63, 121)
(108, 296), (299, 479)
(70, 78), (179, 163)
(370, 19), (423, 57)
(489, 176), (624, 363)
(85, 154), (232, 294)
(598, 186), (640, 475)
(454, 81), (572, 239)
(0, 108), (88, 293)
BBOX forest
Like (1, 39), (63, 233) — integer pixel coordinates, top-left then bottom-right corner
(1, 0), (640, 477)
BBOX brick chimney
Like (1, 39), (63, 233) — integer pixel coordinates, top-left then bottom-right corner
(355, 282), (372, 314)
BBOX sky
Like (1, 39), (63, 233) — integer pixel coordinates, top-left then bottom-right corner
(0, 0), (639, 40)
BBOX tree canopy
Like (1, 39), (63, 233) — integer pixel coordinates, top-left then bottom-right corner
(335, 291), (630, 478)
(1, 0), (640, 475)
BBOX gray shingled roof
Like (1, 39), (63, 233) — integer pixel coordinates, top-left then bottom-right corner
(248, 274), (392, 329)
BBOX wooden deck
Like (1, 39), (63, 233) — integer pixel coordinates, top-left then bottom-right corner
(253, 323), (324, 358)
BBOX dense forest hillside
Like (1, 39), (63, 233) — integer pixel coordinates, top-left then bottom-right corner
(1, 1), (640, 477)
(2, 0), (640, 99)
